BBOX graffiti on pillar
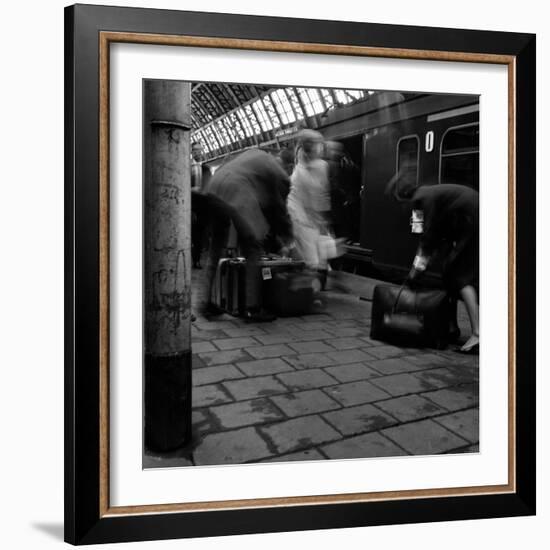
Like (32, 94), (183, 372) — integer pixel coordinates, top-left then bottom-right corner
(158, 183), (184, 205)
(150, 249), (191, 329)
(146, 179), (191, 352)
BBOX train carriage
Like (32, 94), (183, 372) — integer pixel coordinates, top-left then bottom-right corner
(318, 92), (479, 281)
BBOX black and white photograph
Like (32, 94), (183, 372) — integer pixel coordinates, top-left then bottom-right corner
(143, 80), (480, 468)
(1, 0), (543, 545)
(58, 0), (541, 545)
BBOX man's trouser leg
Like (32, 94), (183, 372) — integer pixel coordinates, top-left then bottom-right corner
(241, 239), (263, 311)
(200, 215), (230, 312)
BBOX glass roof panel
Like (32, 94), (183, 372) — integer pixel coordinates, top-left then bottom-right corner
(296, 88), (316, 117)
(334, 89), (349, 104)
(305, 88), (324, 114)
(195, 131), (210, 153)
(252, 100), (273, 131)
(320, 89), (335, 108)
(228, 113), (245, 140)
(244, 104), (261, 134)
(262, 95), (281, 128)
(347, 89), (364, 100)
(221, 118), (238, 144)
(271, 89), (295, 124)
(285, 88), (305, 119)
(213, 122), (229, 147)
(204, 127), (220, 151)
(235, 108), (254, 137)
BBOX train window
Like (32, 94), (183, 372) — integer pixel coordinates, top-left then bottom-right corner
(395, 135), (419, 198)
(440, 123), (479, 190)
(442, 124), (479, 154)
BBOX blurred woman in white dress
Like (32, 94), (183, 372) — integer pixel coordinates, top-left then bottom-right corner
(286, 130), (332, 283)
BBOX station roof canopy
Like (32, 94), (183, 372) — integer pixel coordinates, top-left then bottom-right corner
(191, 82), (372, 162)
(191, 82), (273, 128)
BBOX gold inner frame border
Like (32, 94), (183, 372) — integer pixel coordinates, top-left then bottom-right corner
(98, 31), (517, 518)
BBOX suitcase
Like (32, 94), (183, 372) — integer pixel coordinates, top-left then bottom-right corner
(263, 271), (316, 316)
(370, 284), (454, 349)
(256, 256), (309, 315)
(213, 256), (308, 317)
(212, 257), (246, 315)
(257, 256), (306, 281)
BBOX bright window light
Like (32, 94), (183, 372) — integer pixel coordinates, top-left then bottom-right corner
(252, 100), (273, 131)
(262, 95), (281, 128)
(235, 108), (254, 137)
(244, 104), (262, 134)
(299, 88), (324, 115)
(271, 89), (296, 124)
(285, 88), (305, 120)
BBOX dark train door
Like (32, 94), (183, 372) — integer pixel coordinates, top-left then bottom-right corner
(360, 123), (422, 275)
(335, 134), (363, 245)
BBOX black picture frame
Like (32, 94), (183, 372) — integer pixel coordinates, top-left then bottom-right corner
(65, 3), (536, 545)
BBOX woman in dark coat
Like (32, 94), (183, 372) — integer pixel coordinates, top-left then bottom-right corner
(406, 183), (479, 353)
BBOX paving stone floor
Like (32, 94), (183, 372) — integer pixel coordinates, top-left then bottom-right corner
(144, 272), (479, 468)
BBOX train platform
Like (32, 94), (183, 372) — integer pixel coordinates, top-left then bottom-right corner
(144, 270), (479, 468)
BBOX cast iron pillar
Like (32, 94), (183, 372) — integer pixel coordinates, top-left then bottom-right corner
(143, 80), (193, 451)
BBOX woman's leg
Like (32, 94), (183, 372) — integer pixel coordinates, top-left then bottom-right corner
(459, 284), (479, 351)
(448, 297), (461, 342)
